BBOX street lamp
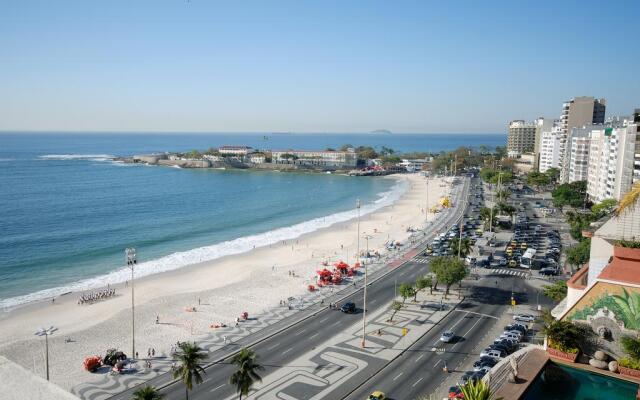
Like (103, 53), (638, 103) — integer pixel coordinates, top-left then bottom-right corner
(361, 234), (372, 348)
(35, 326), (57, 380)
(356, 199), (361, 266)
(126, 247), (137, 359)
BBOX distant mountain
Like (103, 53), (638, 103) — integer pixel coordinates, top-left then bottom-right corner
(370, 129), (392, 135)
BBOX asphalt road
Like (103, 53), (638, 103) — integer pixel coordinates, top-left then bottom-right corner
(345, 272), (556, 400)
(144, 178), (472, 400)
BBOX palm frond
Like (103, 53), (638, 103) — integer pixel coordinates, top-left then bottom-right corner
(616, 182), (640, 216)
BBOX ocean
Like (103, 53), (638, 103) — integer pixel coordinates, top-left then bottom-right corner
(0, 132), (505, 309)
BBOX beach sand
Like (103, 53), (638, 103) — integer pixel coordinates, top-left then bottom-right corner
(0, 174), (451, 391)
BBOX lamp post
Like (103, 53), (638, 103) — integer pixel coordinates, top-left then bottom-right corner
(361, 234), (372, 348)
(126, 247), (137, 359)
(35, 326), (57, 380)
(356, 199), (361, 266)
(425, 175), (429, 224)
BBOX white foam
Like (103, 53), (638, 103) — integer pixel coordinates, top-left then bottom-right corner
(38, 154), (116, 161)
(0, 178), (408, 310)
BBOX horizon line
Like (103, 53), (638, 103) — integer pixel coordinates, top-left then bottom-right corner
(0, 130), (506, 135)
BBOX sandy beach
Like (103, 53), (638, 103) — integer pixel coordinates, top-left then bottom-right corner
(0, 173), (451, 391)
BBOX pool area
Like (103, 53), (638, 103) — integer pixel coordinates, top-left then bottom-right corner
(522, 362), (639, 400)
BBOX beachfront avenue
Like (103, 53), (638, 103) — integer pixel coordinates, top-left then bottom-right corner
(97, 177), (481, 399)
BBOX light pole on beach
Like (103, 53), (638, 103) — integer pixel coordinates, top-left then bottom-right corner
(126, 247), (137, 359)
(35, 325), (57, 380)
(425, 175), (429, 224)
(356, 199), (361, 264)
(361, 234), (372, 348)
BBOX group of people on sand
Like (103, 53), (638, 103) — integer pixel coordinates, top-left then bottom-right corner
(77, 288), (116, 304)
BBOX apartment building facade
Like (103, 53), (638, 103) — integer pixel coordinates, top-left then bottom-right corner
(539, 126), (562, 173)
(271, 149), (357, 168)
(566, 126), (592, 183)
(559, 97), (606, 182)
(507, 120), (537, 156)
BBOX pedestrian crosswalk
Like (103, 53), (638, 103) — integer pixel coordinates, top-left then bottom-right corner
(413, 256), (430, 264)
(488, 268), (530, 278)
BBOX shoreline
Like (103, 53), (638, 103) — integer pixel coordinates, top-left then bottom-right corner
(0, 173), (451, 391)
(0, 174), (404, 312)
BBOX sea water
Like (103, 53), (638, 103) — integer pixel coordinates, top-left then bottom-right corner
(0, 132), (504, 309)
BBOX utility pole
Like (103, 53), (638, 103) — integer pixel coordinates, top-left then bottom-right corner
(425, 176), (429, 223)
(126, 247), (137, 359)
(361, 234), (372, 348)
(356, 199), (360, 265)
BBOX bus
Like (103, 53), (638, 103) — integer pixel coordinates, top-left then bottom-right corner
(520, 248), (536, 269)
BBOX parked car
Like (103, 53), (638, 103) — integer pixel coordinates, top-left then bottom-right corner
(340, 302), (356, 313)
(479, 349), (502, 360)
(473, 357), (498, 371)
(440, 330), (455, 343)
(369, 391), (386, 400)
(513, 314), (536, 322)
(505, 324), (527, 334)
(540, 267), (559, 276)
(499, 332), (521, 342)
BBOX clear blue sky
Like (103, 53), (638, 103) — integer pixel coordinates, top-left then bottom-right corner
(1, 0), (638, 133)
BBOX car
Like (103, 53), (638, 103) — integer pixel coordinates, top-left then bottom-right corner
(505, 324), (527, 334)
(369, 391), (386, 400)
(440, 330), (455, 343)
(495, 339), (518, 352)
(448, 386), (462, 398)
(499, 332), (521, 342)
(340, 302), (356, 313)
(514, 314), (536, 322)
(473, 358), (498, 371)
(504, 330), (523, 339)
(489, 344), (510, 354)
(458, 371), (484, 385)
(540, 267), (558, 276)
(480, 348), (503, 360)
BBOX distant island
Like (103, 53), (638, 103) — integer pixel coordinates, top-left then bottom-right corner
(370, 129), (392, 135)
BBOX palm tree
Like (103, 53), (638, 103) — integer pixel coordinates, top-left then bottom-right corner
(173, 342), (207, 400)
(616, 181), (640, 216)
(458, 379), (503, 400)
(450, 237), (472, 258)
(229, 348), (264, 400)
(132, 386), (164, 400)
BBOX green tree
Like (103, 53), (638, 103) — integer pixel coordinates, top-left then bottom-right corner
(542, 280), (568, 302)
(545, 167), (560, 184)
(552, 181), (588, 210)
(380, 146), (395, 156)
(415, 275), (433, 300)
(355, 146), (378, 160)
(494, 146), (507, 159)
(229, 348), (264, 400)
(431, 256), (468, 298)
(389, 300), (403, 322)
(187, 150), (202, 160)
(132, 386), (164, 400)
(450, 237), (472, 258)
(173, 342), (207, 400)
(591, 198), (617, 217)
(339, 144), (354, 151)
(526, 171), (550, 188)
(398, 283), (416, 303)
(565, 239), (591, 267)
(497, 202), (516, 216)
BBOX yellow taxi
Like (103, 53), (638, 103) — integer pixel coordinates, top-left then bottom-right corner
(369, 391), (386, 400)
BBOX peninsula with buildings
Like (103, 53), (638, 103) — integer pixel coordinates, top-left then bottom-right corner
(126, 145), (432, 175)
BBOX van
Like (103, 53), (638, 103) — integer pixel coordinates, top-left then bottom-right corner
(465, 256), (476, 266)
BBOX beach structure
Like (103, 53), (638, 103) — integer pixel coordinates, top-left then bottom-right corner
(218, 146), (255, 156)
(271, 149), (357, 169)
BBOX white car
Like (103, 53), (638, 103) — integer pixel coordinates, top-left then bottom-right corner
(440, 330), (455, 343)
(479, 349), (502, 360)
(504, 330), (523, 339)
(500, 332), (521, 342)
(513, 314), (536, 322)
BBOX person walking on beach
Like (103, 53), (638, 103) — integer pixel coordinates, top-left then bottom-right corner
(156, 315), (159, 324)
(223, 336), (227, 344)
(198, 297), (201, 305)
(151, 348), (155, 357)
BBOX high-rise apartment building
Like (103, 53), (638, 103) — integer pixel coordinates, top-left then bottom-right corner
(566, 126), (592, 183)
(587, 116), (640, 203)
(539, 125), (562, 173)
(559, 97), (606, 182)
(507, 120), (537, 156)
(534, 117), (556, 170)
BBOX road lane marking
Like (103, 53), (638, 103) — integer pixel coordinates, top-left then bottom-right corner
(452, 316), (484, 350)
(295, 328), (307, 336)
(331, 321), (341, 327)
(433, 312), (468, 345)
(309, 333), (319, 340)
(210, 384), (225, 392)
(267, 342), (279, 350)
(393, 372), (403, 381)
(433, 359), (442, 368)
(415, 354), (424, 363)
(412, 377), (424, 387)
(319, 317), (328, 323)
(282, 347), (293, 355)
